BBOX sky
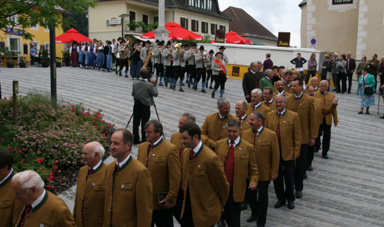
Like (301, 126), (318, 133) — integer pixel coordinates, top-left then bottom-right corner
(219, 0), (303, 47)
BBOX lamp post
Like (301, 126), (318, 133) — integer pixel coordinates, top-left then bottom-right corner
(119, 14), (129, 39)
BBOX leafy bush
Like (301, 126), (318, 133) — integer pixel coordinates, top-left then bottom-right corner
(0, 93), (114, 191)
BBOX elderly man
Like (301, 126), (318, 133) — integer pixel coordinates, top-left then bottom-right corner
(215, 119), (258, 227)
(104, 129), (153, 226)
(262, 86), (276, 110)
(243, 62), (264, 103)
(265, 94), (301, 210)
(12, 170), (75, 226)
(179, 123), (229, 227)
(368, 53), (380, 90)
(259, 69), (274, 93)
(73, 142), (107, 227)
(0, 149), (23, 226)
(287, 78), (317, 199)
(171, 113), (197, 155)
(132, 67), (158, 144)
(247, 88), (271, 119)
(138, 120), (180, 227)
(310, 76), (319, 91)
(235, 100), (250, 131)
(315, 80), (339, 159)
(242, 112), (279, 226)
(356, 55), (368, 78)
(201, 97), (236, 148)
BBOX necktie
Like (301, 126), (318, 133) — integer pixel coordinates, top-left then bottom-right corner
(266, 101), (270, 106)
(239, 117), (242, 122)
(19, 205), (32, 227)
(116, 164), (120, 173)
(190, 149), (194, 160)
(225, 141), (235, 187)
(88, 168), (94, 176)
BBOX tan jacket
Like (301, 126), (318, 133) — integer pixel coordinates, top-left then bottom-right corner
(246, 103), (272, 119)
(315, 91), (338, 126)
(0, 170), (23, 227)
(15, 191), (75, 227)
(239, 114), (251, 131)
(181, 144), (229, 227)
(73, 163), (107, 227)
(262, 99), (276, 111)
(287, 94), (318, 144)
(215, 138), (258, 202)
(265, 110), (302, 161)
(137, 139), (181, 210)
(201, 113), (237, 147)
(104, 157), (153, 227)
(273, 82), (293, 94)
(242, 127), (280, 181)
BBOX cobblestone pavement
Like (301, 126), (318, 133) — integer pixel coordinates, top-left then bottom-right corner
(1, 67), (384, 226)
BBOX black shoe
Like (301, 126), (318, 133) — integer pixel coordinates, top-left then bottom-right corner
(257, 224), (265, 227)
(366, 111), (370, 115)
(201, 89), (206, 93)
(307, 166), (313, 171)
(179, 88), (184, 92)
(212, 92), (215, 98)
(358, 111), (363, 114)
(303, 173), (308, 179)
(314, 147), (319, 153)
(159, 83), (163, 86)
(241, 203), (247, 211)
(288, 201), (295, 209)
(348, 91), (351, 94)
(380, 116), (384, 119)
(295, 191), (303, 199)
(209, 86), (213, 89)
(173, 86), (176, 90)
(274, 200), (286, 208)
(247, 215), (257, 222)
(188, 84), (191, 88)
(206, 83), (208, 88)
(165, 82), (168, 87)
(341, 92), (345, 94)
(217, 218), (226, 227)
(322, 154), (329, 159)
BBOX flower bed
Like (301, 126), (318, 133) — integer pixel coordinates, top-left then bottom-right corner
(0, 93), (114, 194)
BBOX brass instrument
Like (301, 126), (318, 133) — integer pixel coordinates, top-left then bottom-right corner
(175, 43), (183, 62)
(142, 46), (153, 69)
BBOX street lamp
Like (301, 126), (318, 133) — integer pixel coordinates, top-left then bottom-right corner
(119, 14), (129, 39)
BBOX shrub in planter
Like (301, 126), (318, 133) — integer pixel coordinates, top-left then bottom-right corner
(62, 50), (71, 66)
(19, 57), (26, 68)
(41, 49), (49, 67)
(56, 59), (62, 67)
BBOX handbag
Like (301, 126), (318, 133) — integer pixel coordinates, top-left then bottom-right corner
(363, 76), (374, 95)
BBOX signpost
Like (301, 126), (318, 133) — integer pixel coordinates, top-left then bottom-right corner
(277, 32), (291, 47)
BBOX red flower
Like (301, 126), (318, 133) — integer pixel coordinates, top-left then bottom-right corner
(8, 147), (12, 150)
(53, 166), (59, 170)
(51, 186), (55, 189)
(4, 97), (7, 100)
(71, 108), (74, 111)
(99, 109), (102, 112)
(71, 105), (74, 107)
(14, 148), (17, 151)
(36, 158), (43, 164)
(54, 160), (59, 164)
(49, 171), (53, 176)
(18, 150), (22, 154)
(0, 138), (4, 141)
(62, 104), (66, 107)
(46, 185), (51, 188)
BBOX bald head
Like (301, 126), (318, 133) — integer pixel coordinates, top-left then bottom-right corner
(12, 170), (44, 205)
(82, 141), (104, 167)
(311, 77), (319, 87)
(235, 100), (248, 118)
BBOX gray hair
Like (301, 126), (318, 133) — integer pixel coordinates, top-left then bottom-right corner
(251, 111), (264, 123)
(250, 61), (257, 68)
(145, 119), (163, 135)
(320, 80), (329, 87)
(240, 100), (248, 109)
(227, 119), (241, 129)
(94, 144), (105, 158)
(13, 170), (45, 189)
(217, 97), (230, 107)
(251, 88), (262, 97)
(275, 94), (287, 103)
(256, 61), (262, 65)
(181, 113), (196, 124)
(264, 69), (273, 76)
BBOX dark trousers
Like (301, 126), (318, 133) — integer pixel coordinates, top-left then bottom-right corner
(295, 144), (308, 192)
(188, 65), (196, 86)
(222, 188), (241, 227)
(274, 158), (295, 202)
(152, 209), (174, 227)
(248, 181), (269, 226)
(307, 70), (316, 84)
(133, 101), (150, 143)
(155, 64), (164, 83)
(315, 118), (332, 156)
(373, 73), (378, 90)
(214, 73), (226, 90)
(340, 72), (347, 92)
(333, 73), (340, 92)
(380, 73), (384, 86)
(307, 144), (315, 168)
(181, 190), (194, 227)
(347, 72), (353, 92)
(165, 66), (173, 83)
(119, 59), (129, 72)
(174, 187), (183, 224)
(207, 70), (213, 86)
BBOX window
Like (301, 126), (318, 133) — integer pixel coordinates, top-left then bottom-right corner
(129, 11), (136, 31)
(30, 24), (39, 30)
(29, 41), (40, 52)
(9, 14), (18, 25)
(7, 36), (22, 56)
(211, 23), (217, 35)
(143, 14), (148, 25)
(154, 16), (158, 23)
(201, 22), (208, 33)
(332, 0), (353, 4)
(181, 17), (188, 29)
(219, 25), (226, 34)
(191, 20), (199, 32)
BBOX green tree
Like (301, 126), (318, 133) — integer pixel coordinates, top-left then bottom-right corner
(0, 0), (96, 40)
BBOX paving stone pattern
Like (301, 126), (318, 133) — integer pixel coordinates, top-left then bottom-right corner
(1, 67), (384, 226)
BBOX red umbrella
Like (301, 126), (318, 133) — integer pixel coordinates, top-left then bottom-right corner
(55, 28), (92, 43)
(141, 22), (203, 40)
(225, 31), (253, 44)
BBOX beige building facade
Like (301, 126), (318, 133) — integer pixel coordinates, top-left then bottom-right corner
(300, 0), (384, 59)
(88, 0), (230, 41)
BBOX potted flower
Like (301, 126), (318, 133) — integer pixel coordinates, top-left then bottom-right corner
(56, 59), (62, 68)
(19, 56), (26, 68)
(3, 48), (14, 68)
(62, 50), (70, 66)
(41, 49), (50, 67)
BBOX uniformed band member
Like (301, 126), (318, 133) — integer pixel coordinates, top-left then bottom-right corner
(163, 41), (173, 87)
(170, 43), (182, 91)
(140, 41), (153, 77)
(287, 78), (317, 199)
(132, 68), (158, 144)
(153, 41), (165, 85)
(265, 95), (301, 210)
(137, 120), (180, 227)
(194, 45), (209, 93)
(201, 97), (237, 148)
(179, 123), (229, 227)
(119, 40), (131, 77)
(242, 112), (279, 226)
(211, 52), (228, 98)
(315, 80), (339, 159)
(0, 149), (23, 226)
(262, 86), (276, 110)
(12, 170), (76, 227)
(185, 43), (197, 89)
(206, 50), (215, 89)
(104, 129), (153, 226)
(247, 88), (272, 119)
(179, 44), (187, 92)
(215, 119), (258, 227)
(73, 142), (107, 227)
(235, 100), (251, 131)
